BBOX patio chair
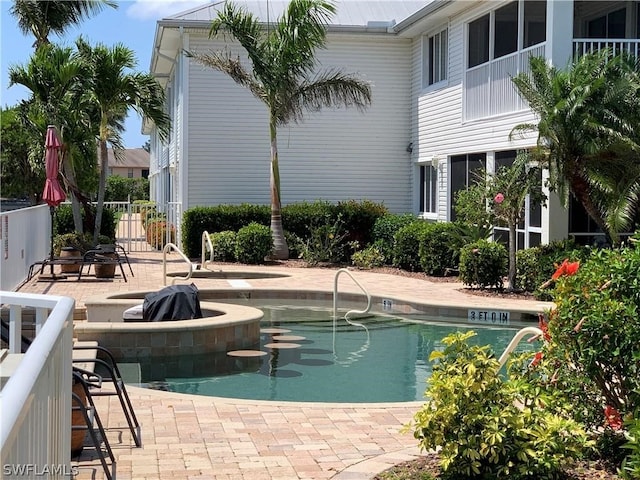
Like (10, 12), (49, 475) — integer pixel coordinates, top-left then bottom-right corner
(72, 344), (142, 447)
(72, 370), (116, 480)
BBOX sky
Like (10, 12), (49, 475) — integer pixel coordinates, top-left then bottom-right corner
(0, 0), (207, 148)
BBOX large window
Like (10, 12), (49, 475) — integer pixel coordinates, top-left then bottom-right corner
(449, 153), (486, 221)
(419, 163), (438, 215)
(468, 0), (547, 68)
(423, 28), (448, 88)
(468, 15), (490, 68)
(588, 7), (626, 39)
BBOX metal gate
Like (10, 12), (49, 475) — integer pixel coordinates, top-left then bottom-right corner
(107, 201), (182, 252)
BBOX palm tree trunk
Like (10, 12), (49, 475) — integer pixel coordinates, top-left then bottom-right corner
(269, 115), (288, 260)
(60, 147), (83, 233)
(93, 138), (108, 244)
(507, 221), (517, 291)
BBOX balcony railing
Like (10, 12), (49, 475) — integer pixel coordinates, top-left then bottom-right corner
(574, 38), (640, 58)
(1, 291), (75, 477)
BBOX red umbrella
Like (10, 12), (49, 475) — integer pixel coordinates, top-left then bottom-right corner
(42, 125), (66, 277)
(42, 125), (66, 207)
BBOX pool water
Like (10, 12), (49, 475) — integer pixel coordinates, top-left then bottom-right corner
(131, 306), (533, 403)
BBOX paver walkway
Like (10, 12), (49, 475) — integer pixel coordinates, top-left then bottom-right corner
(18, 250), (552, 479)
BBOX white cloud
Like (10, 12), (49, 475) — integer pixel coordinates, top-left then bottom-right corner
(126, 0), (208, 21)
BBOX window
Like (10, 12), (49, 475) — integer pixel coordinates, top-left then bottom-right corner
(494, 2), (518, 59)
(524, 1), (547, 48)
(142, 169), (149, 179)
(127, 168), (134, 178)
(588, 7), (626, 39)
(468, 14), (490, 68)
(449, 153), (486, 221)
(468, 0), (547, 68)
(423, 28), (448, 87)
(419, 164), (438, 215)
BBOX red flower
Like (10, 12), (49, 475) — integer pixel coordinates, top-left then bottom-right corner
(551, 259), (580, 280)
(530, 351), (544, 367)
(494, 193), (505, 204)
(538, 313), (551, 342)
(604, 405), (623, 430)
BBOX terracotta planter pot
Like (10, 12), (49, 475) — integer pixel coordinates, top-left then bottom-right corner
(94, 252), (117, 278)
(60, 247), (81, 273)
(71, 381), (87, 456)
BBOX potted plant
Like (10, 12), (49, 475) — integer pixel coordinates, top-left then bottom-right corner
(53, 232), (92, 273)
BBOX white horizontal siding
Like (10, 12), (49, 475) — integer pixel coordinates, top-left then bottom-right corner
(184, 32), (413, 213)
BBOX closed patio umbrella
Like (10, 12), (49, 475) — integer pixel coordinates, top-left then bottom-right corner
(42, 125), (66, 277)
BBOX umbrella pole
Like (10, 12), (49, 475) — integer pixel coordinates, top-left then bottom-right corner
(49, 206), (55, 275)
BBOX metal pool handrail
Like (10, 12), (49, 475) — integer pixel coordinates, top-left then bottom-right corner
(332, 268), (372, 323)
(163, 242), (193, 285)
(497, 326), (544, 368)
(201, 231), (214, 270)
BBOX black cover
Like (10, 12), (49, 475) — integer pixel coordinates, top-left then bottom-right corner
(142, 284), (203, 322)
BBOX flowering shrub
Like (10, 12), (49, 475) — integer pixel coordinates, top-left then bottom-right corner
(410, 331), (591, 479)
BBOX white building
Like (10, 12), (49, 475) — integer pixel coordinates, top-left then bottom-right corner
(147, 0), (640, 247)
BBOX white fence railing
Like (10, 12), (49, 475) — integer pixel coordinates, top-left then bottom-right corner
(573, 38), (640, 58)
(0, 205), (50, 292)
(0, 291), (75, 477)
(465, 43), (545, 121)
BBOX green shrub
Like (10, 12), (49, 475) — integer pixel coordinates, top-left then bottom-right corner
(372, 213), (417, 262)
(622, 413), (640, 479)
(54, 204), (116, 239)
(105, 176), (149, 201)
(336, 199), (387, 246)
(392, 220), (432, 272)
(418, 222), (462, 276)
(209, 230), (237, 262)
(299, 218), (352, 265)
(284, 231), (305, 259)
(146, 220), (175, 250)
(351, 243), (385, 269)
(549, 239), (640, 424)
(282, 201), (337, 240)
(182, 204), (270, 257)
(516, 239), (589, 298)
(459, 240), (508, 289)
(235, 222), (273, 264)
(410, 331), (591, 479)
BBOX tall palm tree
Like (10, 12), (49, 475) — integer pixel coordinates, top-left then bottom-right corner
(186, 0), (372, 259)
(512, 51), (640, 244)
(75, 38), (171, 244)
(9, 44), (97, 233)
(10, 0), (116, 49)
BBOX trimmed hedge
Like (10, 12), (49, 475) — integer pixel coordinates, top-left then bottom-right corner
(372, 213), (418, 263)
(392, 221), (433, 272)
(182, 204), (270, 257)
(209, 231), (237, 262)
(418, 222), (462, 276)
(459, 240), (508, 289)
(235, 223), (273, 264)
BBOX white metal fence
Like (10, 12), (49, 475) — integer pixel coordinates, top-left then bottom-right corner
(0, 291), (75, 478)
(0, 205), (50, 292)
(573, 38), (640, 58)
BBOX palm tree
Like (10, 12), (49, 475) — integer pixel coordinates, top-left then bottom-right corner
(10, 0), (116, 49)
(186, 0), (372, 259)
(512, 51), (640, 245)
(9, 44), (97, 233)
(75, 38), (171, 244)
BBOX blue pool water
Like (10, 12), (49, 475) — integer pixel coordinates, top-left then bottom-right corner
(132, 305), (533, 403)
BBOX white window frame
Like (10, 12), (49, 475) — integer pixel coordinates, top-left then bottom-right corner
(422, 27), (448, 90)
(419, 162), (438, 219)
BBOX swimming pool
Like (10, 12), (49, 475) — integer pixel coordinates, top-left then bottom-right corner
(126, 305), (534, 403)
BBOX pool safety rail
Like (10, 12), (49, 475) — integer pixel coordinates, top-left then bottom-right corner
(201, 231), (214, 270)
(162, 243), (194, 286)
(332, 268), (372, 323)
(497, 326), (544, 368)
